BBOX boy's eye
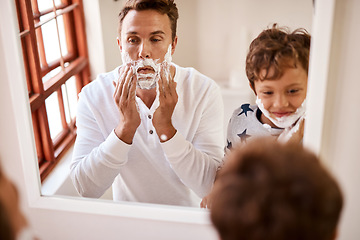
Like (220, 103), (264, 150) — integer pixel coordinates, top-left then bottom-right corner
(288, 89), (299, 94)
(263, 91), (273, 95)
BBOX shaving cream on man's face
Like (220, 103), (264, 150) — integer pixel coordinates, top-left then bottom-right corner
(121, 44), (173, 90)
(256, 96), (306, 129)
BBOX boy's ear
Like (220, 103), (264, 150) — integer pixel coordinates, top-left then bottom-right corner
(249, 82), (257, 95)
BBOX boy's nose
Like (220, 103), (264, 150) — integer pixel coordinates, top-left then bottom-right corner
(273, 94), (289, 108)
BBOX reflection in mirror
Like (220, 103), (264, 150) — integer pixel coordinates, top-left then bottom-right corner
(16, 0), (313, 207)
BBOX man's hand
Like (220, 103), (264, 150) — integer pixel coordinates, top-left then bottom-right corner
(113, 65), (141, 144)
(153, 65), (178, 142)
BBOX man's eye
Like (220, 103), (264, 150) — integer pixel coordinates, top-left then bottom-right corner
(151, 38), (161, 43)
(263, 91), (273, 95)
(128, 38), (139, 44)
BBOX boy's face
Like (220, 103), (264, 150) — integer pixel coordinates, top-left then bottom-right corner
(254, 66), (308, 127)
(118, 9), (177, 72)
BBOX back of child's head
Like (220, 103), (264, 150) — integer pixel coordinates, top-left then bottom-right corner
(246, 24), (311, 90)
(210, 138), (343, 240)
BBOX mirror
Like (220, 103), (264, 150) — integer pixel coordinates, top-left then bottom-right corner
(37, 0), (314, 206)
(2, 0), (341, 237)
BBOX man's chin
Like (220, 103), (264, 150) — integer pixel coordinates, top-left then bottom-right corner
(137, 78), (157, 90)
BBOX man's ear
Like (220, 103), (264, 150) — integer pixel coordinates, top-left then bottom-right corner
(117, 37), (122, 51)
(171, 36), (178, 55)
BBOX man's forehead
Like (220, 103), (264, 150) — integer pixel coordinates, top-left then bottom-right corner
(122, 10), (170, 29)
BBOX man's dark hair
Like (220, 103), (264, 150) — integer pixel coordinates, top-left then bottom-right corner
(118, 0), (179, 41)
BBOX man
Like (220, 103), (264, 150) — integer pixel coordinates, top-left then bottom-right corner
(210, 138), (343, 240)
(70, 0), (224, 207)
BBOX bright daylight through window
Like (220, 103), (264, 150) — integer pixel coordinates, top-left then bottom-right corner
(15, 0), (90, 180)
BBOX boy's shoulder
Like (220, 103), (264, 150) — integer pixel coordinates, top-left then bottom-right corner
(232, 103), (258, 119)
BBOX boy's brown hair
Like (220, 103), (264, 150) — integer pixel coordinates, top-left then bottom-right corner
(210, 138), (343, 240)
(118, 0), (179, 41)
(246, 24), (311, 90)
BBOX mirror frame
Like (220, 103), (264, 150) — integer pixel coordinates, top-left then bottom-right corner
(2, 0), (336, 227)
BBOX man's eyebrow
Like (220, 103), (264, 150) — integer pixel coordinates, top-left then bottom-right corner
(125, 30), (166, 36)
(150, 30), (165, 35)
(126, 31), (138, 35)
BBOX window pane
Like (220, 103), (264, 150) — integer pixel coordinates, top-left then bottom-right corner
(62, 76), (78, 124)
(37, 0), (53, 12)
(41, 19), (61, 64)
(45, 91), (63, 139)
(42, 66), (62, 83)
(37, 0), (62, 12)
(56, 15), (69, 57)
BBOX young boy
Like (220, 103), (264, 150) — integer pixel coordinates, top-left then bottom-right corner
(200, 24), (311, 208)
(210, 138), (343, 240)
(226, 24), (310, 149)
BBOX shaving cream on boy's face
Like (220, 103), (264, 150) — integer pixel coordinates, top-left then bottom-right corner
(121, 44), (173, 90)
(256, 96), (306, 129)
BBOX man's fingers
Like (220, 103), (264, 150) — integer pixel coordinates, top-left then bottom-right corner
(128, 74), (137, 100)
(120, 67), (134, 101)
(114, 65), (130, 103)
(158, 69), (166, 98)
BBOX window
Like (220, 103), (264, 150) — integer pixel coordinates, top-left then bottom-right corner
(15, 0), (90, 181)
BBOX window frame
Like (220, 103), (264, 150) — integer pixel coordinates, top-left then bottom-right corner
(15, 0), (90, 181)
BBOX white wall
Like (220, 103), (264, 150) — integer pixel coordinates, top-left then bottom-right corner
(197, 0), (313, 86)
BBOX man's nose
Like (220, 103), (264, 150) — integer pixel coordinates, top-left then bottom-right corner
(139, 42), (150, 59)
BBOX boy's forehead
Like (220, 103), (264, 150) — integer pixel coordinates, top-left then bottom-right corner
(255, 67), (308, 87)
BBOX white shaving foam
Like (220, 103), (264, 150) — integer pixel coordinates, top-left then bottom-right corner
(121, 44), (173, 90)
(256, 96), (306, 129)
(277, 114), (305, 143)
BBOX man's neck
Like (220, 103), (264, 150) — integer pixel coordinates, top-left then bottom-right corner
(136, 88), (157, 109)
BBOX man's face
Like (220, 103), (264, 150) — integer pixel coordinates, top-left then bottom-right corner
(254, 66), (308, 127)
(118, 9), (177, 75)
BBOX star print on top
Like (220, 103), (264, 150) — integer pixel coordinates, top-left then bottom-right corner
(226, 104), (283, 150)
(237, 129), (250, 142)
(238, 103), (254, 117)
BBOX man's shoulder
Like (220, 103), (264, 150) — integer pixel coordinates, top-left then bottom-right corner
(81, 67), (119, 94)
(176, 65), (213, 81)
(79, 67), (119, 104)
(175, 64), (219, 90)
